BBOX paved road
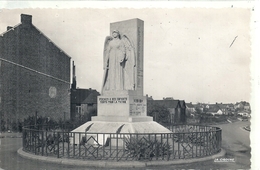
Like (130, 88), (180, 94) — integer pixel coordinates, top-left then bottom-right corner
(217, 121), (251, 168)
(0, 121), (251, 170)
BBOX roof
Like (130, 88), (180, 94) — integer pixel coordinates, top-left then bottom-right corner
(0, 14), (71, 59)
(217, 104), (227, 109)
(179, 100), (186, 108)
(186, 103), (195, 108)
(207, 105), (221, 112)
(0, 23), (21, 37)
(163, 97), (174, 100)
(193, 104), (203, 108)
(148, 100), (181, 109)
(71, 88), (100, 104)
(81, 91), (100, 104)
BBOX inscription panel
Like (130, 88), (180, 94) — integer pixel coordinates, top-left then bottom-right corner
(130, 98), (146, 116)
(98, 97), (128, 104)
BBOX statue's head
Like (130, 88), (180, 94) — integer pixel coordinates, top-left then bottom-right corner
(112, 30), (120, 38)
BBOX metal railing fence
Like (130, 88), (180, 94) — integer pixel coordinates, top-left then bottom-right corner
(22, 124), (221, 161)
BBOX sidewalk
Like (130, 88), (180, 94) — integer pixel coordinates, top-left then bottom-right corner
(17, 147), (226, 168)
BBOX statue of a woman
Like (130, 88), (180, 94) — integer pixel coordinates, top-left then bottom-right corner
(102, 30), (136, 94)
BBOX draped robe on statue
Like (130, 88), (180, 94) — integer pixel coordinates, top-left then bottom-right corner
(103, 38), (125, 91)
(102, 33), (136, 94)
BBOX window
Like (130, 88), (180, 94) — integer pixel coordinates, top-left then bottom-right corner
(76, 105), (83, 115)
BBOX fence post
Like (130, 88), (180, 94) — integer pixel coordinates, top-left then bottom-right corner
(166, 133), (169, 161)
(103, 133), (105, 158)
(57, 132), (60, 158)
(79, 133), (81, 158)
(195, 132), (198, 157)
(62, 131), (64, 157)
(178, 133), (180, 159)
(34, 130), (36, 155)
(73, 133), (75, 157)
(220, 129), (222, 151)
(172, 133), (175, 159)
(191, 132), (194, 158)
(53, 132), (56, 157)
(22, 128), (25, 149)
(109, 133), (112, 159)
(45, 130), (48, 156)
(161, 133), (164, 160)
(42, 131), (44, 156)
(68, 132), (70, 158)
(116, 133), (118, 161)
(200, 132), (202, 157)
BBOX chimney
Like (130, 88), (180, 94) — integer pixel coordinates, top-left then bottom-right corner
(21, 14), (32, 25)
(73, 61), (76, 78)
(71, 61), (77, 90)
(7, 26), (13, 31)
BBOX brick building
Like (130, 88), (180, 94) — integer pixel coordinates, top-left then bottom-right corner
(0, 14), (71, 129)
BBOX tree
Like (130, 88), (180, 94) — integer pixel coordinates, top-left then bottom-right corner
(86, 107), (97, 122)
(195, 107), (203, 115)
(147, 103), (170, 124)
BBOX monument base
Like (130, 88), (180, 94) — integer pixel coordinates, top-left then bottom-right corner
(72, 120), (171, 134)
(71, 120), (172, 145)
(91, 115), (153, 122)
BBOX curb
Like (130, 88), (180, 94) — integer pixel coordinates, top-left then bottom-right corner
(17, 148), (226, 168)
(0, 133), (22, 138)
(0, 136), (22, 138)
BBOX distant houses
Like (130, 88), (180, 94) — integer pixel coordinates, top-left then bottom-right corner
(234, 101), (251, 111)
(186, 103), (196, 113)
(185, 101), (250, 117)
(205, 105), (223, 116)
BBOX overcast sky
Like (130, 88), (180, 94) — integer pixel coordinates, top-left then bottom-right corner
(0, 3), (254, 104)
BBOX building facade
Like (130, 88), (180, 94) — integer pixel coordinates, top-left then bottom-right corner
(148, 99), (186, 124)
(70, 62), (100, 121)
(0, 14), (71, 129)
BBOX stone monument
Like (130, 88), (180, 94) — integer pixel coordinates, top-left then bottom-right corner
(72, 19), (171, 144)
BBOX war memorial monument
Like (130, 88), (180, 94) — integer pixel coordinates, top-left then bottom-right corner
(72, 18), (172, 140)
(21, 18), (222, 165)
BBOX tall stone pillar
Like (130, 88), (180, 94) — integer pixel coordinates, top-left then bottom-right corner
(110, 19), (144, 95)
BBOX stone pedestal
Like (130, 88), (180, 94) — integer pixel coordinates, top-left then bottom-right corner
(92, 90), (152, 122)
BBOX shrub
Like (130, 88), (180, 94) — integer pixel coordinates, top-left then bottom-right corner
(124, 135), (171, 160)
